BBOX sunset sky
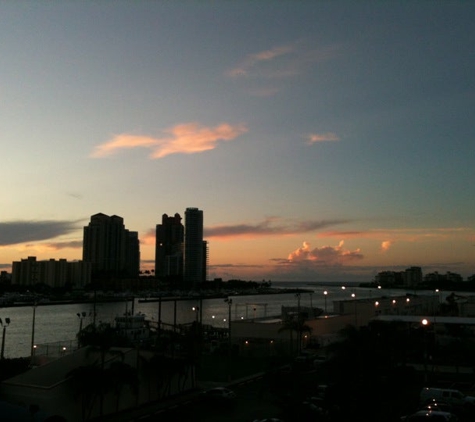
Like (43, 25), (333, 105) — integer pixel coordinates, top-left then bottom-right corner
(1, 1), (474, 283)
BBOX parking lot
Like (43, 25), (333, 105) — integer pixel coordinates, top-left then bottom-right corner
(139, 377), (285, 422)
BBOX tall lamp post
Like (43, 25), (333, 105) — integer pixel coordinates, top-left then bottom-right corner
(421, 318), (430, 383)
(295, 293), (302, 354)
(192, 306), (200, 324)
(77, 312), (87, 349)
(31, 301), (37, 358)
(224, 298), (232, 381)
(323, 290), (328, 315)
(1, 317), (11, 359)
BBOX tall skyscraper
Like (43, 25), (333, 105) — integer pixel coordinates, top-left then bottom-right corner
(83, 213), (140, 279)
(184, 207), (206, 287)
(155, 213), (184, 281)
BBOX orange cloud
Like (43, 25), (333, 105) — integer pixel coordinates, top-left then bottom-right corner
(380, 240), (393, 252)
(306, 132), (339, 144)
(287, 240), (363, 265)
(91, 122), (247, 159)
(141, 229), (156, 246)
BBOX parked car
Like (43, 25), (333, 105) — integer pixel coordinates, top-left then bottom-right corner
(420, 387), (475, 408)
(201, 387), (236, 404)
(419, 400), (454, 414)
(252, 419), (284, 422)
(400, 409), (459, 421)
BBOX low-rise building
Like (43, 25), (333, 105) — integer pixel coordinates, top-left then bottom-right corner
(11, 257), (91, 288)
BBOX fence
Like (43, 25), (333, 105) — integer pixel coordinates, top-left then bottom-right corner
(33, 339), (77, 358)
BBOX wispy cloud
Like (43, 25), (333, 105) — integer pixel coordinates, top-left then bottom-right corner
(204, 217), (351, 239)
(0, 220), (80, 246)
(91, 122), (247, 159)
(318, 227), (473, 243)
(227, 44), (295, 78)
(227, 41), (340, 80)
(306, 132), (339, 145)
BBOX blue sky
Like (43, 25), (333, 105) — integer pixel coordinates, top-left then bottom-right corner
(1, 1), (474, 282)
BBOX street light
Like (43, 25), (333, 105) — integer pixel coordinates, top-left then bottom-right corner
(192, 306), (200, 323)
(351, 293), (357, 326)
(77, 312), (87, 331)
(421, 318), (430, 382)
(323, 291), (328, 315)
(224, 298), (233, 381)
(1, 317), (11, 359)
(77, 312), (87, 348)
(31, 301), (37, 358)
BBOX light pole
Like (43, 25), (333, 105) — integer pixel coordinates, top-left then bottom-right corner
(323, 290), (328, 315)
(421, 318), (430, 383)
(224, 298), (233, 381)
(31, 301), (37, 358)
(1, 317), (11, 359)
(351, 293), (357, 326)
(77, 312), (87, 348)
(192, 306), (200, 324)
(295, 293), (301, 354)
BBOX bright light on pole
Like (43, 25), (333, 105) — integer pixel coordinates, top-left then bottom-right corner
(31, 301), (37, 358)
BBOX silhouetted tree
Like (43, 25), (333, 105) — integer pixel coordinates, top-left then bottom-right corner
(278, 316), (312, 356)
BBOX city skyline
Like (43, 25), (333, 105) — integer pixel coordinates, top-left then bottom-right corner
(1, 2), (474, 282)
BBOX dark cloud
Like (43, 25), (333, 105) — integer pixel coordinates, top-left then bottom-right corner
(204, 218), (351, 238)
(0, 220), (80, 246)
(209, 264), (264, 269)
(44, 240), (83, 250)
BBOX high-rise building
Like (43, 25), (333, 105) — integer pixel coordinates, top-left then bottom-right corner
(184, 207), (206, 287)
(155, 213), (184, 281)
(83, 213), (139, 279)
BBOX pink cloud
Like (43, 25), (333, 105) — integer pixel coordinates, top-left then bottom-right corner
(91, 122), (247, 159)
(151, 123), (247, 158)
(306, 132), (339, 144)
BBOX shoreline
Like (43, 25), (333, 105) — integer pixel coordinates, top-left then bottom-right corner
(0, 287), (315, 309)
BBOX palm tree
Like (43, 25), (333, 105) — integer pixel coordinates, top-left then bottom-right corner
(107, 361), (139, 412)
(77, 322), (126, 417)
(66, 364), (102, 421)
(278, 315), (312, 356)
